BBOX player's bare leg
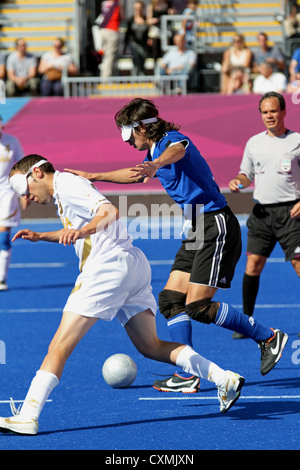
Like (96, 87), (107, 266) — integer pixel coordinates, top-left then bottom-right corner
(40, 310), (98, 379)
(125, 308), (245, 412)
(0, 311), (97, 435)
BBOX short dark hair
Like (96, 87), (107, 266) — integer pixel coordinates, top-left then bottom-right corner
(259, 92), (286, 112)
(9, 154), (55, 178)
(115, 98), (180, 142)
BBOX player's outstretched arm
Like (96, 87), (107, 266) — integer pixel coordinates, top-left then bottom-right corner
(12, 228), (65, 243)
(64, 167), (144, 184)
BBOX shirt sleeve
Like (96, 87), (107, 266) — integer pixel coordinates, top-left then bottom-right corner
(61, 174), (111, 219)
(239, 139), (255, 181)
(291, 47), (300, 63)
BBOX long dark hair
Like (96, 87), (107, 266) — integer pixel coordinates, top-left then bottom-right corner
(115, 98), (180, 141)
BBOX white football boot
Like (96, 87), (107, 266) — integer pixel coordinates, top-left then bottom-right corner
(217, 371), (245, 414)
(0, 399), (38, 435)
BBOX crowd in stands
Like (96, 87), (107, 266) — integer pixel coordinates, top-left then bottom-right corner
(0, 0), (300, 97)
(0, 37), (78, 97)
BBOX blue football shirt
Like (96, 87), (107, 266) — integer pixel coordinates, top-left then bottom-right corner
(143, 130), (226, 213)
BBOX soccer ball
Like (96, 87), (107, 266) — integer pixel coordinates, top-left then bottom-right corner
(102, 353), (137, 388)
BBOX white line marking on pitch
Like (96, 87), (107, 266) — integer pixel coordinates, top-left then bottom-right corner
(139, 396), (300, 401)
(10, 263), (66, 268)
(0, 308), (61, 313)
(0, 400), (52, 404)
(149, 258), (286, 266)
(1, 305), (299, 314)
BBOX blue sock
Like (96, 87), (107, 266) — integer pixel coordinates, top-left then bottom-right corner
(215, 302), (273, 343)
(167, 313), (193, 378)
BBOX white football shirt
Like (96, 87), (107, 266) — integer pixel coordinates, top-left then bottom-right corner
(0, 132), (24, 226)
(52, 171), (133, 270)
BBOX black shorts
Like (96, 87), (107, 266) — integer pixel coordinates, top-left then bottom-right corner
(246, 200), (300, 261)
(171, 205), (242, 288)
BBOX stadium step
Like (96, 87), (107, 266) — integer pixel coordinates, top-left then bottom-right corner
(0, 0), (77, 62)
(196, 1), (284, 51)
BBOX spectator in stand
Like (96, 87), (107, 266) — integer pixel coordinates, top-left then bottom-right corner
(0, 53), (5, 81)
(289, 45), (300, 80)
(123, 1), (150, 76)
(253, 62), (287, 94)
(283, 0), (300, 37)
(158, 33), (196, 92)
(286, 70), (300, 92)
(180, 0), (198, 49)
(252, 32), (285, 73)
(98, 0), (125, 78)
(147, 0), (176, 65)
(221, 33), (253, 94)
(6, 38), (39, 97)
(38, 38), (78, 97)
(226, 67), (252, 95)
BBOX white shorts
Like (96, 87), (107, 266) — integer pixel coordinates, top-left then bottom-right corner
(0, 189), (20, 227)
(64, 245), (157, 326)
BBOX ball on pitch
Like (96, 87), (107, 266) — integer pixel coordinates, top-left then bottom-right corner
(102, 353), (137, 388)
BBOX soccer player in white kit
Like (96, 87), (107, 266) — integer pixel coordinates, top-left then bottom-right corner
(0, 114), (24, 290)
(0, 154), (245, 435)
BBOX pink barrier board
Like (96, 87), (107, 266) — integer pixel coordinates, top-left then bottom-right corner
(5, 94), (300, 192)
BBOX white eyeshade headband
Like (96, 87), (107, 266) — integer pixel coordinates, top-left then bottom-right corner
(9, 159), (47, 196)
(121, 117), (158, 141)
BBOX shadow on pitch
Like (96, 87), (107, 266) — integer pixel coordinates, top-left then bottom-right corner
(37, 397), (300, 436)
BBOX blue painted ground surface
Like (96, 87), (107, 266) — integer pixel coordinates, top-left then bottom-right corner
(0, 217), (299, 452)
(0, 99), (299, 453)
(0, 97), (31, 123)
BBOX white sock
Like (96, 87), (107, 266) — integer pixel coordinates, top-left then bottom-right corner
(0, 249), (11, 282)
(19, 370), (59, 421)
(175, 346), (226, 387)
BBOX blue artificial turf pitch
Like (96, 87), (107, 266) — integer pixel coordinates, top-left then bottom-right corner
(0, 216), (299, 451)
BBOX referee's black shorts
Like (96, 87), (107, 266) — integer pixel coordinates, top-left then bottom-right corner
(170, 205), (242, 289)
(246, 200), (300, 261)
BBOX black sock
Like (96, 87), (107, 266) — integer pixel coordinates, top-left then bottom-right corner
(242, 273), (260, 317)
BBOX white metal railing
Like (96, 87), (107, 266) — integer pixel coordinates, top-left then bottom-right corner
(62, 74), (188, 98)
(160, 5), (285, 55)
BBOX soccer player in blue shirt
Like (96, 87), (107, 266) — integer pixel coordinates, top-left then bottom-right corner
(66, 98), (288, 392)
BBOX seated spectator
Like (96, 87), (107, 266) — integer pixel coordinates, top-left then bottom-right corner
(221, 33), (253, 94)
(252, 62), (287, 94)
(252, 32), (285, 73)
(38, 38), (78, 96)
(283, 0), (300, 37)
(0, 53), (5, 81)
(226, 67), (252, 95)
(6, 38), (39, 97)
(286, 70), (300, 92)
(123, 0), (150, 76)
(158, 33), (196, 91)
(289, 45), (300, 80)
